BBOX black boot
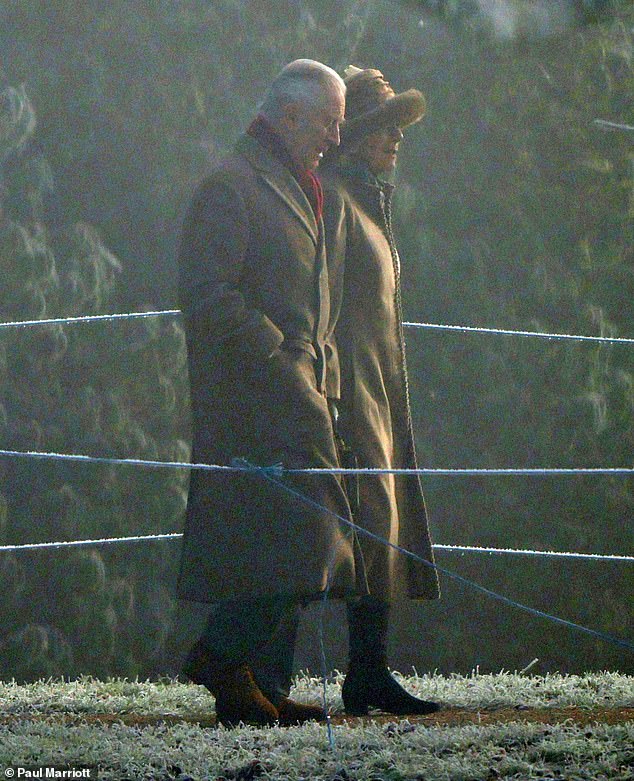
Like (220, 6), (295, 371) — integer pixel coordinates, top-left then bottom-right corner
(342, 596), (440, 716)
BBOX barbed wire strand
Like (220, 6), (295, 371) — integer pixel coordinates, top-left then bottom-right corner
(1, 448), (634, 477)
(403, 321), (634, 344)
(0, 448), (229, 473)
(0, 310), (181, 331)
(593, 119), (634, 133)
(287, 466), (634, 476)
(432, 544), (634, 562)
(1, 308), (634, 345)
(2, 532), (633, 562)
(0, 533), (183, 552)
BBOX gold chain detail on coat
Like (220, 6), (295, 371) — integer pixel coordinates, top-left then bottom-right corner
(380, 188), (417, 469)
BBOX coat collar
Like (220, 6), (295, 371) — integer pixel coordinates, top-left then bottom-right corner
(337, 158), (395, 194)
(334, 159), (395, 225)
(334, 159), (395, 218)
(236, 134), (319, 244)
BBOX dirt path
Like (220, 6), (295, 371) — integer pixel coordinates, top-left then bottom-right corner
(1, 707), (632, 728)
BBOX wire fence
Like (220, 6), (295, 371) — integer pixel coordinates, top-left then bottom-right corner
(2, 307), (634, 346)
(3, 528), (633, 562)
(1, 448), (633, 477)
(0, 307), (632, 658)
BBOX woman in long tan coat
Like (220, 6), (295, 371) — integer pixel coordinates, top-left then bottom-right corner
(323, 66), (441, 716)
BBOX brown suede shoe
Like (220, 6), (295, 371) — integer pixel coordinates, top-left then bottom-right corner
(183, 643), (278, 727)
(214, 663), (279, 727)
(276, 697), (326, 725)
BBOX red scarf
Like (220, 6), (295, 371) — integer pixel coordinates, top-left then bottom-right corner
(247, 114), (323, 222)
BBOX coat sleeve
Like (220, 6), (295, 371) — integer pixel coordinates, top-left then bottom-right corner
(178, 176), (284, 360)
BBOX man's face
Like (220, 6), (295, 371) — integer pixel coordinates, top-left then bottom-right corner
(358, 125), (404, 176)
(283, 82), (345, 171)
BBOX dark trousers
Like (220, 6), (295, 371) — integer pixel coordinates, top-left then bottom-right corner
(199, 596), (301, 706)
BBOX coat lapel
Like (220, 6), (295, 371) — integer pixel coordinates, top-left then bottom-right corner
(237, 134), (319, 245)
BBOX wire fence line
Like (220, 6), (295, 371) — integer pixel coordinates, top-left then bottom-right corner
(284, 466), (634, 476)
(432, 544), (634, 562)
(403, 320), (634, 345)
(1, 448), (634, 477)
(1, 308), (634, 345)
(2, 531), (632, 562)
(593, 118), (634, 133)
(0, 307), (632, 661)
(0, 309), (181, 331)
(0, 532), (183, 553)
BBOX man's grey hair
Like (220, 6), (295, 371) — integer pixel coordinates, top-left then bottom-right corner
(259, 59), (345, 123)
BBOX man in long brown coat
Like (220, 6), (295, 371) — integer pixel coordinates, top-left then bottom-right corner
(177, 60), (358, 727)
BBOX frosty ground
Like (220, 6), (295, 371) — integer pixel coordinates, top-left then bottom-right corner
(0, 671), (632, 780)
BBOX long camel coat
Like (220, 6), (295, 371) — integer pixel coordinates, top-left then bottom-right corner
(322, 163), (440, 601)
(177, 134), (363, 603)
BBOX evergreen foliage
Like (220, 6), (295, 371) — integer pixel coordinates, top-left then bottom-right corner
(0, 81), (190, 681)
(0, 0), (632, 679)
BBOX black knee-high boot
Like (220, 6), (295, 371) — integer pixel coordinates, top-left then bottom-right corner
(342, 596), (440, 716)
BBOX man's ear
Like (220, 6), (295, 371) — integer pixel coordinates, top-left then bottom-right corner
(281, 100), (302, 131)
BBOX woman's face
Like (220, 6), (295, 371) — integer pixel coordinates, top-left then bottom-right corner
(358, 125), (404, 176)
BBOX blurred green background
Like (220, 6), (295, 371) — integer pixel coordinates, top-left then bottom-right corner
(0, 0), (632, 680)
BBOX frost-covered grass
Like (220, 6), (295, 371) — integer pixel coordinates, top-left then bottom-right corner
(0, 672), (632, 780)
(1, 670), (632, 716)
(1, 718), (633, 781)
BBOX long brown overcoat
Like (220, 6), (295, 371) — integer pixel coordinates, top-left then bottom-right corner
(177, 134), (363, 603)
(323, 164), (440, 601)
